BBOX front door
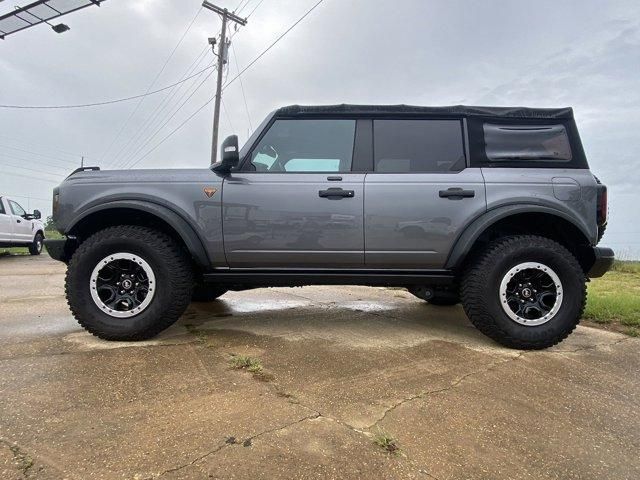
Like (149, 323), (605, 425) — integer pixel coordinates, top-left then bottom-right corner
(222, 118), (365, 268)
(364, 119), (487, 268)
(0, 199), (13, 243)
(7, 199), (32, 242)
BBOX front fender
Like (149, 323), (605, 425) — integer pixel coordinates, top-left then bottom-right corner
(445, 204), (593, 270)
(67, 200), (211, 268)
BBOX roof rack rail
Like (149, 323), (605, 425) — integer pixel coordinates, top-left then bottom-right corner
(68, 166), (100, 177)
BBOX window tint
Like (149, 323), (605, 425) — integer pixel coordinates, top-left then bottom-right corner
(9, 200), (26, 216)
(483, 123), (572, 161)
(249, 119), (356, 173)
(374, 120), (465, 173)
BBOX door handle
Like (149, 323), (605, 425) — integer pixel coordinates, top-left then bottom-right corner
(16, 219), (21, 223)
(319, 188), (355, 199)
(327, 176), (342, 181)
(439, 188), (475, 199)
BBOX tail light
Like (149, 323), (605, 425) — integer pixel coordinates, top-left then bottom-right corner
(52, 188), (60, 218)
(596, 185), (607, 226)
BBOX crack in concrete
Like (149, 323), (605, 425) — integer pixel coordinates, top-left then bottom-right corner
(157, 413), (321, 477)
(0, 438), (34, 478)
(366, 352), (525, 430)
(548, 336), (632, 354)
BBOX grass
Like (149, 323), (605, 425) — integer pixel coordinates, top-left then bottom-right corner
(230, 355), (264, 374)
(584, 261), (640, 332)
(373, 428), (399, 454)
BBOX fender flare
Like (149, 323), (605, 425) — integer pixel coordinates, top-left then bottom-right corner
(444, 204), (593, 270)
(67, 200), (210, 267)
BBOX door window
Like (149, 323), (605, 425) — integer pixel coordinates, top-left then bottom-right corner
(9, 200), (26, 217)
(0, 200), (5, 215)
(248, 119), (356, 173)
(373, 119), (466, 172)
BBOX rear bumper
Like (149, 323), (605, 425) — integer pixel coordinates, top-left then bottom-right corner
(587, 246), (615, 278)
(45, 237), (78, 264)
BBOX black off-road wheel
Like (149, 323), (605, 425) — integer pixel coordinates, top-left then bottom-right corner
(461, 235), (586, 350)
(65, 226), (194, 341)
(29, 232), (43, 255)
(192, 285), (227, 302)
(408, 286), (459, 306)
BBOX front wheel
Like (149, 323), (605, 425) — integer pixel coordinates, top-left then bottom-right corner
(65, 226), (194, 341)
(461, 235), (586, 350)
(29, 233), (43, 255)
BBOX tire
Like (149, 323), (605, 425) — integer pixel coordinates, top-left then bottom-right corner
(65, 225), (194, 341)
(192, 285), (227, 302)
(29, 232), (43, 255)
(461, 235), (586, 350)
(408, 286), (459, 306)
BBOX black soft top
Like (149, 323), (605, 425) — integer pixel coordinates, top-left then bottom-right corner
(275, 104), (574, 120)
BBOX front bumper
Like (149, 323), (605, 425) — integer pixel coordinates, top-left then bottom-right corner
(45, 237), (79, 264)
(587, 246), (615, 278)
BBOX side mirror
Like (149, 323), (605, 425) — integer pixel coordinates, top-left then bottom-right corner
(212, 135), (239, 174)
(33, 210), (42, 220)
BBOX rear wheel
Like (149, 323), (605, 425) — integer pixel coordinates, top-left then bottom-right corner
(29, 233), (43, 255)
(65, 226), (194, 341)
(461, 235), (585, 350)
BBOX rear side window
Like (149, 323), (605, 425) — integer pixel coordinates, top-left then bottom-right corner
(483, 123), (572, 162)
(373, 120), (465, 173)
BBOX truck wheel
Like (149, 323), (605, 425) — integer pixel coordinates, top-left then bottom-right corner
(408, 286), (459, 306)
(461, 235), (586, 350)
(192, 285), (227, 302)
(29, 233), (44, 255)
(65, 226), (194, 341)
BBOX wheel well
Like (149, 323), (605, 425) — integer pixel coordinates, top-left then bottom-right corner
(462, 212), (594, 273)
(69, 208), (200, 271)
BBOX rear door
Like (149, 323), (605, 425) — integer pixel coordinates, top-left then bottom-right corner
(7, 199), (32, 243)
(364, 119), (486, 268)
(222, 118), (365, 268)
(0, 198), (13, 243)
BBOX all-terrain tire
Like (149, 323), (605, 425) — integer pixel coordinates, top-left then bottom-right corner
(65, 225), (194, 341)
(29, 232), (43, 255)
(192, 285), (227, 302)
(408, 286), (459, 306)
(461, 235), (586, 350)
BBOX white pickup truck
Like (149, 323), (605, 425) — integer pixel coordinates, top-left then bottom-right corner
(0, 196), (45, 255)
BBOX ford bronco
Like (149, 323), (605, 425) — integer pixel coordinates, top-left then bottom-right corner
(46, 104), (614, 349)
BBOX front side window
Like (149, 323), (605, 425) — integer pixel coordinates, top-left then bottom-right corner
(373, 119), (466, 173)
(0, 200), (5, 215)
(9, 200), (26, 217)
(249, 119), (356, 173)
(483, 123), (572, 162)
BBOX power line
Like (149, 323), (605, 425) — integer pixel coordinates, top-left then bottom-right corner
(128, 0), (325, 168)
(109, 47), (214, 168)
(0, 162), (64, 179)
(123, 65), (219, 169)
(0, 64), (216, 110)
(0, 144), (80, 165)
(100, 7), (204, 163)
(0, 153), (72, 172)
(231, 44), (253, 132)
(223, 0), (324, 92)
(246, 0), (266, 18)
(0, 134), (85, 158)
(0, 193), (51, 202)
(0, 171), (60, 184)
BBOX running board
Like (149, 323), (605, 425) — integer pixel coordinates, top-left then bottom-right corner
(202, 269), (455, 287)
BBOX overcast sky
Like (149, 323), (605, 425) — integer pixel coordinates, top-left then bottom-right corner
(1, 0), (639, 257)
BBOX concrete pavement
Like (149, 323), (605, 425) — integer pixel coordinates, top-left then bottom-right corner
(1, 253), (638, 479)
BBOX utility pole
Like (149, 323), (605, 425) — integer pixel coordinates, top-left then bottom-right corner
(202, 1), (247, 164)
(81, 156), (84, 168)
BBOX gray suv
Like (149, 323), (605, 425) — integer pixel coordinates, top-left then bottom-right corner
(46, 104), (613, 349)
